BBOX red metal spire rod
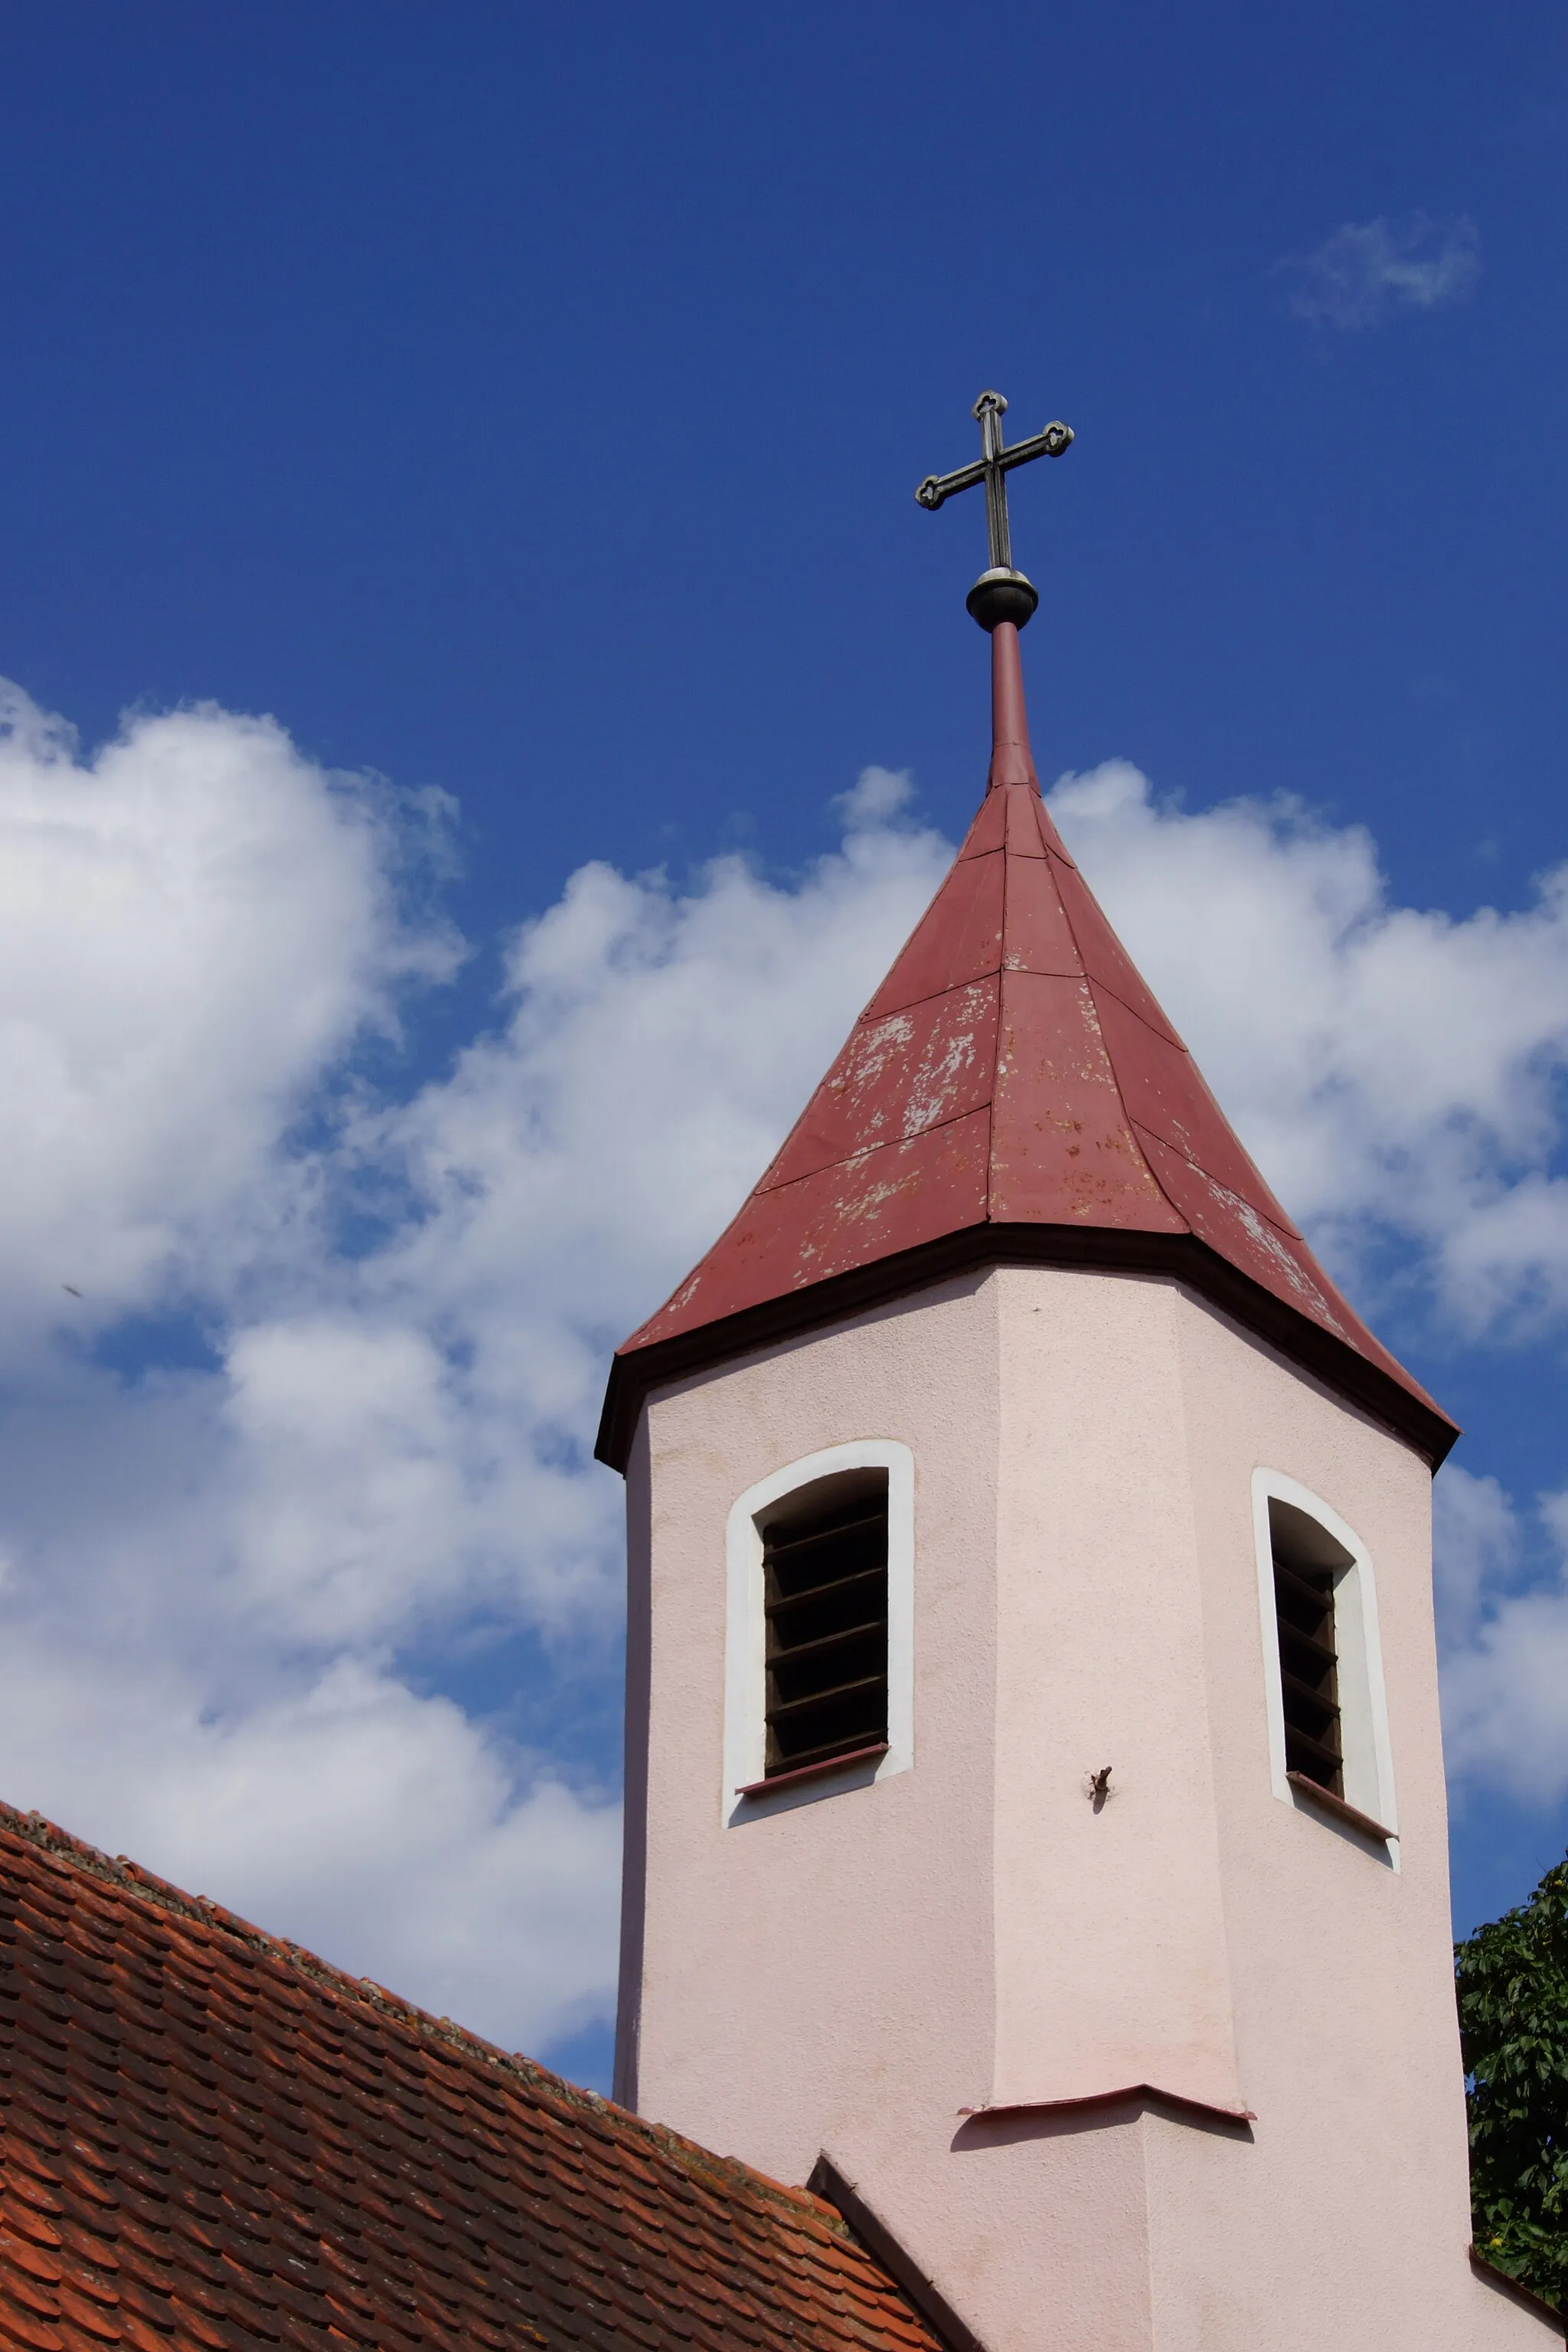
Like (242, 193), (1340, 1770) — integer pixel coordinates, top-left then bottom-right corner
(986, 620), (1037, 791)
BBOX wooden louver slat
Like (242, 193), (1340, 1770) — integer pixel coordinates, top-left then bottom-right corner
(765, 1508), (887, 1559)
(766, 1671), (886, 1725)
(763, 1485), (889, 1779)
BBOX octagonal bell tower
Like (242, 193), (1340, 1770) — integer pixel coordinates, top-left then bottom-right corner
(595, 396), (1553, 2352)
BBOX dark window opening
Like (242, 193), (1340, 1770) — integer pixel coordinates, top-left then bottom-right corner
(763, 1474), (888, 1779)
(1269, 1498), (1347, 1798)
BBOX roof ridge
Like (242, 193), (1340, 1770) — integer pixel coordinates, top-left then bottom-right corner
(0, 1798), (854, 2248)
(852, 967), (1002, 1027)
(756, 1096), (992, 1197)
(1040, 840), (1193, 1240)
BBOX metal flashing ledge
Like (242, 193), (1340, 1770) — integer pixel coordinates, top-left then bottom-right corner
(597, 1222), (1458, 1475)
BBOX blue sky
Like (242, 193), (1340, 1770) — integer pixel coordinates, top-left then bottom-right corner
(0, 4), (1564, 2092)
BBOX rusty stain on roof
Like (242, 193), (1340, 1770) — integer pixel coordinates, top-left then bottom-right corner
(0, 1805), (946, 2352)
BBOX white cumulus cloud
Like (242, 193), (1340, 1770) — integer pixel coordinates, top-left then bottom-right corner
(0, 682), (457, 1352)
(1436, 1467), (1568, 1804)
(1049, 760), (1568, 1338)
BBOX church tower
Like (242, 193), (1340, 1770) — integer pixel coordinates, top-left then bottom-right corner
(596, 397), (1553, 2350)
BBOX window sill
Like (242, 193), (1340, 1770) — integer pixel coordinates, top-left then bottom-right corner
(737, 1743), (889, 1798)
(1286, 1770), (1394, 1846)
(1468, 2246), (1564, 2331)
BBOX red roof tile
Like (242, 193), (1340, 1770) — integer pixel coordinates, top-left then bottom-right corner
(0, 1806), (949, 2352)
(598, 624), (1455, 1471)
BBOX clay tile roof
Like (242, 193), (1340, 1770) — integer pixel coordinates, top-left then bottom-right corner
(0, 1805), (949, 2352)
(597, 625), (1455, 1472)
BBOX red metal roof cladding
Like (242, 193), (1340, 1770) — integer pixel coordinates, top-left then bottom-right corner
(0, 1803), (948, 2352)
(600, 625), (1453, 1469)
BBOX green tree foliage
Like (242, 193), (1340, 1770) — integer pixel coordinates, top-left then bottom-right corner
(1456, 1851), (1568, 2313)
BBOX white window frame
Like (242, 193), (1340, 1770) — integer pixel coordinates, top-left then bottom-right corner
(722, 1439), (915, 1827)
(1252, 1468), (1399, 1867)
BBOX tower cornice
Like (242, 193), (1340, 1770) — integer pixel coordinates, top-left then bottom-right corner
(595, 1220), (1457, 1473)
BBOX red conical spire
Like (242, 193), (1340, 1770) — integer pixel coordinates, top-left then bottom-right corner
(598, 609), (1454, 1472)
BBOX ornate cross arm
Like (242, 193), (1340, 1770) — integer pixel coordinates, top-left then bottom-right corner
(915, 421), (1073, 514)
(915, 390), (1073, 629)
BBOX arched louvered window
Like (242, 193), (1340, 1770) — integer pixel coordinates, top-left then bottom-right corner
(1253, 1472), (1399, 1860)
(724, 1442), (914, 1822)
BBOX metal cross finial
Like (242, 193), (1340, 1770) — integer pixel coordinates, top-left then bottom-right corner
(916, 390), (1073, 630)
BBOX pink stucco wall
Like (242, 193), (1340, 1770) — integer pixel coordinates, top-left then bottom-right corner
(617, 1267), (1553, 2349)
